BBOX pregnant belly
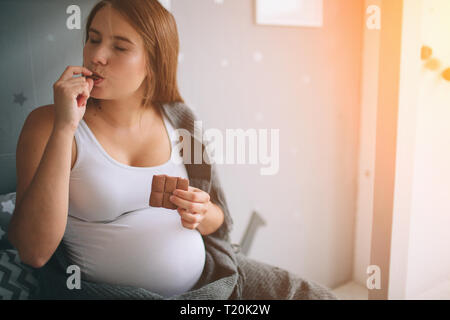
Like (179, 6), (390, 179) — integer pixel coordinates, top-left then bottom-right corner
(63, 207), (206, 298)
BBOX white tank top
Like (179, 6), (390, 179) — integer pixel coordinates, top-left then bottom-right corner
(63, 112), (206, 298)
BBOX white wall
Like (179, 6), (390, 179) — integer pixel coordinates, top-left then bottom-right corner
(390, 0), (450, 299)
(389, 0), (423, 300)
(404, 0), (450, 299)
(171, 0), (364, 289)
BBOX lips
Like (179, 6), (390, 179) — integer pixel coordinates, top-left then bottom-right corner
(92, 77), (104, 86)
(90, 72), (104, 80)
(85, 70), (105, 80)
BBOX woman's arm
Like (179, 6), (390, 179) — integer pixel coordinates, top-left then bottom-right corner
(8, 107), (75, 268)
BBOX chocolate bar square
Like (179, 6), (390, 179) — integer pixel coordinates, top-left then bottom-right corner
(164, 176), (178, 193)
(176, 178), (189, 191)
(163, 193), (177, 210)
(149, 191), (163, 207)
(151, 174), (166, 193)
(149, 174), (189, 210)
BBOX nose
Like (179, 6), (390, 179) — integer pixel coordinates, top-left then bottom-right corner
(87, 44), (108, 66)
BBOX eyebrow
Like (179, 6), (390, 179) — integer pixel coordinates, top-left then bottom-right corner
(88, 28), (135, 45)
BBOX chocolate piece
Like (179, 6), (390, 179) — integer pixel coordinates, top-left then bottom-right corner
(164, 176), (178, 193)
(151, 174), (166, 193)
(149, 191), (164, 207)
(163, 193), (177, 210)
(149, 174), (189, 210)
(176, 178), (189, 191)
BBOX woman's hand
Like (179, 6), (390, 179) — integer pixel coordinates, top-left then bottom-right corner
(170, 186), (211, 230)
(53, 66), (94, 132)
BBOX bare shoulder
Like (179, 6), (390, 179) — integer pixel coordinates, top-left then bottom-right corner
(20, 104), (56, 141)
(25, 104), (59, 140)
(25, 104), (77, 169)
(29, 104), (54, 120)
(15, 104), (77, 209)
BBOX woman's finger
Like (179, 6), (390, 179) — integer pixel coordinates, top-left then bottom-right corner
(181, 219), (197, 230)
(171, 195), (204, 213)
(180, 211), (200, 224)
(65, 77), (86, 85)
(173, 188), (210, 203)
(188, 186), (205, 193)
(75, 82), (92, 107)
(58, 65), (93, 82)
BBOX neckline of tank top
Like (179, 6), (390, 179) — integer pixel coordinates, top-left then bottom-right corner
(79, 112), (175, 171)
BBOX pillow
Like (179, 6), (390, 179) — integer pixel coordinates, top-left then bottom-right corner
(0, 249), (39, 299)
(0, 192), (15, 250)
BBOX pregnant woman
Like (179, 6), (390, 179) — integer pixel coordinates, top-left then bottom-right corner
(8, 0), (337, 300)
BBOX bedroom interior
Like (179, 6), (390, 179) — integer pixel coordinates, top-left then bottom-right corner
(0, 0), (449, 300)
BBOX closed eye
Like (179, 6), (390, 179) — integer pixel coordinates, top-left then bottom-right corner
(89, 39), (127, 51)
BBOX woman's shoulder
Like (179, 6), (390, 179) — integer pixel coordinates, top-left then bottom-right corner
(27, 104), (78, 168)
(30, 104), (55, 119)
(23, 104), (57, 136)
(27, 104), (78, 135)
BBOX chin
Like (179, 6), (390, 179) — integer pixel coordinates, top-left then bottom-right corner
(89, 91), (105, 99)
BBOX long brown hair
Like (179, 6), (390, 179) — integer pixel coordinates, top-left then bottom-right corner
(84, 0), (184, 108)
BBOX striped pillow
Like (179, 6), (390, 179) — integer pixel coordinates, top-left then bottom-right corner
(0, 249), (39, 300)
(0, 192), (15, 250)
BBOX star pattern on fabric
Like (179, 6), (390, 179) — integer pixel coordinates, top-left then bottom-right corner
(1, 199), (15, 214)
(13, 92), (27, 106)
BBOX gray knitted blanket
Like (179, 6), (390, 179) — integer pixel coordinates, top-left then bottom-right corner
(31, 102), (338, 300)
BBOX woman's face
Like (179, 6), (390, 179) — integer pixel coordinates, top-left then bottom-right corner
(83, 6), (148, 101)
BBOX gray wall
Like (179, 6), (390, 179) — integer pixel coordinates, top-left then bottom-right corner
(0, 0), (364, 289)
(0, 0), (92, 193)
